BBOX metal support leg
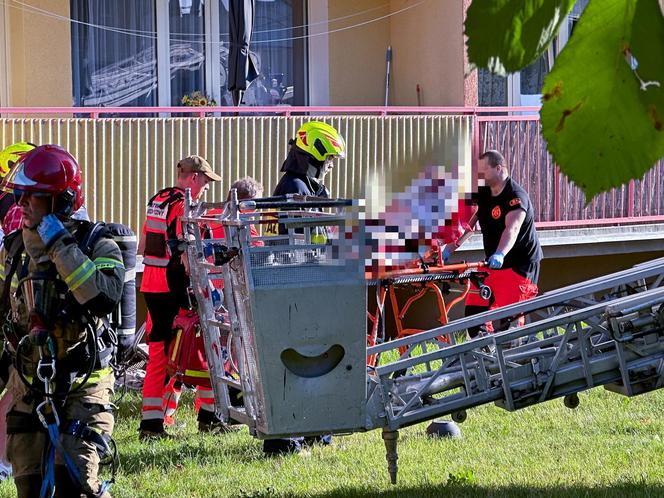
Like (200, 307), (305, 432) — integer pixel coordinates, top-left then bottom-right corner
(382, 428), (399, 484)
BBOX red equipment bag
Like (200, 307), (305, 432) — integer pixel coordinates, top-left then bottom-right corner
(167, 309), (212, 388)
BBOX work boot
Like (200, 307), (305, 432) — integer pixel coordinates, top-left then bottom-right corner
(197, 420), (240, 434)
(138, 419), (174, 441)
(197, 408), (239, 434)
(138, 428), (175, 441)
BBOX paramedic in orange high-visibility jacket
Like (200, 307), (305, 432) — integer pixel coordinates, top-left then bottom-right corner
(137, 155), (221, 440)
(164, 176), (266, 429)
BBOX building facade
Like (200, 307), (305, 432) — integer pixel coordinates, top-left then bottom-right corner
(0, 0), (589, 109)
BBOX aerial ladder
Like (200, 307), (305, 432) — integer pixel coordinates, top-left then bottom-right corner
(182, 191), (664, 484)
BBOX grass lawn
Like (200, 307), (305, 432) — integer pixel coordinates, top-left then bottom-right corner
(2, 386), (664, 497)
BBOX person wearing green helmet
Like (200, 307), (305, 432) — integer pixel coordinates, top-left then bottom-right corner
(264, 122), (345, 455)
(273, 121), (346, 198)
(0, 142), (36, 178)
(0, 143), (37, 231)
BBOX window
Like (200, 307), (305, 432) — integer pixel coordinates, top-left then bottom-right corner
(478, 69), (507, 107)
(569, 0), (590, 35)
(478, 0), (588, 108)
(71, 0), (306, 108)
(168, 0), (206, 106)
(71, 0), (158, 107)
(242, 0), (304, 105)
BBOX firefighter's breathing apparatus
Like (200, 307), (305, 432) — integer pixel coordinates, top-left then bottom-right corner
(5, 249), (121, 497)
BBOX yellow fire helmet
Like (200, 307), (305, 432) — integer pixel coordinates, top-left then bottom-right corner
(294, 121), (346, 162)
(0, 142), (36, 177)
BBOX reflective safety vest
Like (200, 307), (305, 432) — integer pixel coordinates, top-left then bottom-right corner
(141, 187), (184, 268)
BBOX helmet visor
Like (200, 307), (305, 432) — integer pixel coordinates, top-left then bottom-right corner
(13, 189), (50, 205)
(327, 134), (346, 159)
(2, 162), (39, 192)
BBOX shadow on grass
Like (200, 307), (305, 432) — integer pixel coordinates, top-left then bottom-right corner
(118, 436), (265, 475)
(301, 484), (664, 498)
(219, 484), (664, 498)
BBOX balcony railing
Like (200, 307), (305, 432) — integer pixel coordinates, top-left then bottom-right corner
(1, 106), (662, 230)
(477, 113), (664, 223)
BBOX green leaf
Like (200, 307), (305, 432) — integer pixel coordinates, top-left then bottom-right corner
(631, 0), (664, 133)
(465, 0), (575, 75)
(541, 0), (664, 198)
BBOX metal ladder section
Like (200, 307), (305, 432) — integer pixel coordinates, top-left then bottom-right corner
(367, 257), (664, 482)
(180, 190), (356, 434)
(181, 190), (259, 432)
(183, 190), (664, 483)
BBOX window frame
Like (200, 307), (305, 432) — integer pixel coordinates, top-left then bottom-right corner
(306, 0), (328, 105)
(505, 13), (570, 107)
(70, 0), (307, 108)
(156, 0), (307, 107)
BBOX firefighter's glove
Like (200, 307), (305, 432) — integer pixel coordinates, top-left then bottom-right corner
(116, 334), (134, 364)
(487, 251), (504, 269)
(22, 227), (48, 262)
(37, 214), (67, 248)
(204, 243), (238, 266)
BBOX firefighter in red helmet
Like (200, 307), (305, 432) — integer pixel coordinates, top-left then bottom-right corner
(0, 145), (124, 497)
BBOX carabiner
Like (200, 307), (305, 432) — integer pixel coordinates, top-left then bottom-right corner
(35, 399), (60, 429)
(37, 357), (57, 384)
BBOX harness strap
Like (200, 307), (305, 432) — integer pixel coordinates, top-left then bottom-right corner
(0, 230), (25, 313)
(63, 419), (113, 460)
(63, 418), (117, 497)
(38, 408), (116, 498)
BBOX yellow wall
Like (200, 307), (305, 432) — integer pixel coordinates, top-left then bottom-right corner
(327, 0), (391, 105)
(7, 0), (72, 106)
(388, 0), (465, 106)
(326, 0), (467, 106)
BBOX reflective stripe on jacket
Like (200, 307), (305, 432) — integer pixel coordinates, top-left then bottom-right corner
(140, 187), (184, 268)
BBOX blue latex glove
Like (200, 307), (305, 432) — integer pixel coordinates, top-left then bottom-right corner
(37, 214), (67, 247)
(211, 288), (222, 308)
(203, 242), (215, 259)
(487, 251), (504, 269)
(441, 245), (453, 264)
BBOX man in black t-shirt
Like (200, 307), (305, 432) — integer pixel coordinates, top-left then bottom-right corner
(465, 150), (543, 336)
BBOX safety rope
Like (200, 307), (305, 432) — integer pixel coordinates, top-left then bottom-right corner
(34, 338), (116, 498)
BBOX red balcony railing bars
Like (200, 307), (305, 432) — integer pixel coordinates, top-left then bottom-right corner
(477, 113), (664, 223)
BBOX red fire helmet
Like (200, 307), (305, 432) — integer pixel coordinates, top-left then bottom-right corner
(1, 144), (84, 215)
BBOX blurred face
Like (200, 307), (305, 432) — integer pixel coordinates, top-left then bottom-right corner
(181, 172), (212, 200)
(322, 156), (337, 177)
(16, 191), (51, 229)
(478, 157), (502, 187)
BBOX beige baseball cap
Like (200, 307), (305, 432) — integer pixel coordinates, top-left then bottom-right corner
(177, 155), (222, 182)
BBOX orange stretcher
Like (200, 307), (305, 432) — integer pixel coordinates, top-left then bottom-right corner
(367, 260), (490, 367)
